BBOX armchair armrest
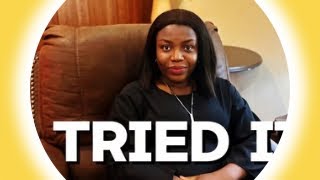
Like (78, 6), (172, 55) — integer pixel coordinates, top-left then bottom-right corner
(40, 138), (69, 178)
(271, 114), (287, 143)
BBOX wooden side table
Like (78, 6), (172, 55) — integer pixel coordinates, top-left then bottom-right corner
(224, 46), (263, 73)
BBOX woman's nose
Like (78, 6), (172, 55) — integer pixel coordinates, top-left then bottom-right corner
(171, 49), (183, 61)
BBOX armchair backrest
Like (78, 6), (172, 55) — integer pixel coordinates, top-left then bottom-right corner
(32, 22), (229, 147)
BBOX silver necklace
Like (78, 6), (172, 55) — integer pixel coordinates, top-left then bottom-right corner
(163, 81), (194, 122)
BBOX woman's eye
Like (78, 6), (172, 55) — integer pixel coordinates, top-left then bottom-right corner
(184, 45), (195, 52)
(161, 45), (171, 51)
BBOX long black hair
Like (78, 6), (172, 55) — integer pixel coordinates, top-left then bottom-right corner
(140, 9), (217, 97)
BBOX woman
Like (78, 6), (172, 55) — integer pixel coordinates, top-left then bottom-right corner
(108, 9), (266, 180)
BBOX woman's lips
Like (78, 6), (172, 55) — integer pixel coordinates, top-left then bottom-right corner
(168, 66), (187, 75)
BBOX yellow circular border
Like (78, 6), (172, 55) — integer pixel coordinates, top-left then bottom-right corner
(1, 0), (319, 179)
(0, 1), (65, 179)
(256, 0), (320, 179)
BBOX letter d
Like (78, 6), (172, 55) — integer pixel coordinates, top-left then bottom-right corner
(191, 121), (229, 161)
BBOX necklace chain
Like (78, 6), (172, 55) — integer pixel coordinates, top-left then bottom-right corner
(162, 81), (194, 122)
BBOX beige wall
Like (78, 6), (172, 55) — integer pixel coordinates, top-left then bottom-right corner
(173, 0), (289, 121)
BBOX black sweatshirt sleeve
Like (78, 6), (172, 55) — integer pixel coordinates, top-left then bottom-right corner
(222, 80), (267, 179)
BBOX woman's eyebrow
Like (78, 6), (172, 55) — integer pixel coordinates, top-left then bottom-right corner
(157, 39), (172, 43)
(157, 39), (196, 43)
(182, 39), (197, 43)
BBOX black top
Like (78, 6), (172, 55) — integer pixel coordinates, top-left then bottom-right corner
(107, 78), (266, 180)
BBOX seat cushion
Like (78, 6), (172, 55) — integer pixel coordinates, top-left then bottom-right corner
(69, 145), (108, 180)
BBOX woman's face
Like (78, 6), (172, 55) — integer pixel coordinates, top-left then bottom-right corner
(156, 24), (198, 85)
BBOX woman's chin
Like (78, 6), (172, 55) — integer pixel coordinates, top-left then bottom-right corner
(165, 75), (189, 83)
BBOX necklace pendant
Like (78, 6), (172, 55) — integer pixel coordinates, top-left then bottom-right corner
(190, 114), (194, 122)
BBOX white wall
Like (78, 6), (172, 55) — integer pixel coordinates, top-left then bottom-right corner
(173, 0), (289, 121)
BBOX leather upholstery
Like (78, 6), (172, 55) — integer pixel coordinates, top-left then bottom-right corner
(33, 22), (229, 179)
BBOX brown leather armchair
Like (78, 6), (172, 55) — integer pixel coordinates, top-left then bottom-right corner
(31, 22), (230, 179)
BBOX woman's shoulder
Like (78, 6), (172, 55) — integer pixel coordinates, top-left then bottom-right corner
(214, 77), (245, 107)
(214, 77), (240, 100)
(214, 77), (233, 91)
